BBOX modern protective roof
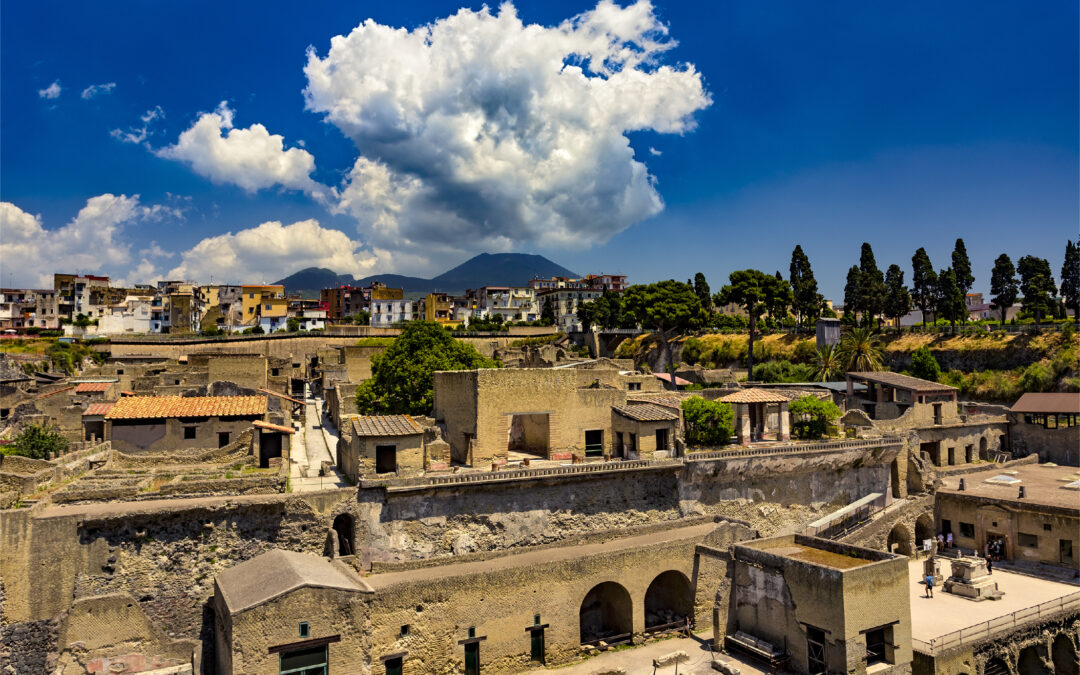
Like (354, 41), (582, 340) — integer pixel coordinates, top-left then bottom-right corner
(105, 395), (267, 420)
(1011, 393), (1080, 415)
(352, 415), (423, 437)
(847, 371), (956, 393)
(82, 402), (115, 416)
(627, 394), (684, 410)
(75, 382), (112, 393)
(612, 403), (679, 422)
(215, 549), (371, 614)
(720, 388), (789, 404)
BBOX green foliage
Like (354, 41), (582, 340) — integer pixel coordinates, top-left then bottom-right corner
(45, 341), (106, 375)
(789, 245), (820, 330)
(356, 321), (499, 415)
(788, 395), (842, 440)
(352, 310), (371, 326)
(716, 269), (785, 375)
(242, 325), (265, 335)
(354, 337), (396, 347)
(951, 238), (975, 306)
(990, 253), (1019, 326)
(465, 315), (509, 332)
(693, 273), (711, 309)
(540, 297), (556, 325)
(751, 359), (814, 383)
(810, 343), (844, 382)
(838, 327), (884, 372)
(935, 267), (965, 327)
(857, 243), (886, 327)
(680, 397), (734, 447)
(286, 317), (301, 332)
(911, 247), (938, 326)
(1019, 362), (1053, 392)
(909, 346), (941, 382)
(507, 334), (563, 348)
(883, 264), (911, 329)
(1018, 255), (1058, 329)
(1062, 240), (1080, 318)
(2, 424), (68, 459)
(624, 280), (705, 388)
(792, 339), (818, 364)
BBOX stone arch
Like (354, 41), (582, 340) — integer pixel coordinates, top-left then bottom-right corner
(888, 523), (914, 556)
(1052, 633), (1078, 675)
(579, 581), (633, 645)
(1018, 645), (1051, 675)
(915, 514), (934, 548)
(644, 570), (693, 631)
(983, 656), (1012, 675)
(332, 513), (354, 557)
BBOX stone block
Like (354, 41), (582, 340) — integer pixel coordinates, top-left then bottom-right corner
(653, 650), (689, 668)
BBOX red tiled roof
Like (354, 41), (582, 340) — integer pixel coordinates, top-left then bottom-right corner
(75, 382), (112, 393)
(613, 403), (679, 422)
(720, 388), (789, 404)
(105, 395), (267, 420)
(36, 385), (76, 400)
(253, 420), (296, 434)
(352, 415), (423, 437)
(83, 402), (115, 416)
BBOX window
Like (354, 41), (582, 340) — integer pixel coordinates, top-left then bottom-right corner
(1044, 523), (1052, 532)
(384, 656), (403, 675)
(279, 645), (326, 675)
(1018, 532), (1038, 548)
(117, 369), (124, 375)
(183, 427), (197, 440)
(467, 626), (476, 638)
(400, 625), (409, 637)
(299, 622), (309, 638)
(271, 368), (280, 377)
(218, 432), (230, 447)
(959, 522), (975, 538)
(584, 430), (604, 457)
(628, 382), (641, 391)
(865, 627), (887, 665)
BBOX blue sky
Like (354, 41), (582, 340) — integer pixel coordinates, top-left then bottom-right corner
(2, 1), (1076, 298)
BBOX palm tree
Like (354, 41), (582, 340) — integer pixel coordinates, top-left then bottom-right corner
(838, 326), (884, 372)
(810, 343), (844, 381)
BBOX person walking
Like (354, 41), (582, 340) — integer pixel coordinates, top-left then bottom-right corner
(946, 532), (953, 549)
(986, 556), (993, 575)
(925, 574), (934, 598)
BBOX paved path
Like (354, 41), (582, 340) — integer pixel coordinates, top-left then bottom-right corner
(518, 632), (767, 675)
(289, 395), (349, 492)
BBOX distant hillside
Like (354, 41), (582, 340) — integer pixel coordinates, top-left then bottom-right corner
(275, 253), (579, 296)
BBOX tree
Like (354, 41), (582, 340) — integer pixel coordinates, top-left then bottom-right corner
(1061, 240), (1080, 320)
(838, 326), (884, 372)
(693, 273), (711, 310)
(858, 243), (886, 328)
(951, 238), (975, 324)
(935, 268), (965, 328)
(882, 264), (911, 331)
(540, 297), (556, 326)
(287, 317), (301, 332)
(355, 321), (499, 415)
(789, 245), (819, 331)
(765, 271), (793, 324)
(1018, 256), (1057, 332)
(990, 254), (1019, 326)
(352, 310), (371, 326)
(2, 423), (69, 459)
(716, 270), (772, 377)
(788, 395), (842, 440)
(843, 266), (862, 324)
(911, 248), (938, 326)
(909, 346), (941, 382)
(623, 280), (704, 390)
(680, 397), (734, 447)
(809, 343), (844, 382)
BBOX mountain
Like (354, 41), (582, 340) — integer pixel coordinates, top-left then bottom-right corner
(275, 253), (579, 296)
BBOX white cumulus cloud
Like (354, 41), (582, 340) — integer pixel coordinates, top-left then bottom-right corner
(304, 0), (710, 256)
(0, 195), (178, 287)
(166, 219), (383, 284)
(157, 102), (330, 200)
(81, 82), (117, 99)
(38, 80), (62, 99)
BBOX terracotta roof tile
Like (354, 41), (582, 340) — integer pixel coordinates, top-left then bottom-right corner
(720, 388), (790, 404)
(612, 403), (679, 422)
(352, 415), (423, 437)
(83, 402), (115, 416)
(627, 394), (684, 410)
(75, 382), (112, 393)
(253, 420), (296, 434)
(847, 371), (957, 393)
(105, 395), (267, 420)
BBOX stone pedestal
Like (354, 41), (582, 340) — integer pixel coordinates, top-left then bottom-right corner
(943, 557), (1002, 601)
(923, 557), (944, 586)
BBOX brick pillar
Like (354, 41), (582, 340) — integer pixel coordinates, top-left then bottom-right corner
(779, 402), (790, 441)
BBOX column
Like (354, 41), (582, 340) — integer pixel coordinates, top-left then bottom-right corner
(779, 402), (790, 441)
(737, 408), (751, 446)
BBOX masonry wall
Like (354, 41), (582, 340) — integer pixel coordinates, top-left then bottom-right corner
(1008, 415), (1080, 465)
(432, 371), (477, 464)
(108, 416), (261, 453)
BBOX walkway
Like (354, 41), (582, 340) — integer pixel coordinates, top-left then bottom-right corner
(289, 392), (350, 492)
(518, 632), (767, 675)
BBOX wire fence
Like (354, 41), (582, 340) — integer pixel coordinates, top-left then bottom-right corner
(912, 592), (1080, 655)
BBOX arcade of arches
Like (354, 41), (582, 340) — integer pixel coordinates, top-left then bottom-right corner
(578, 571), (693, 645)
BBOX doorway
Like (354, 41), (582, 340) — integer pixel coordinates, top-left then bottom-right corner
(464, 642), (479, 675)
(656, 428), (669, 452)
(375, 445), (397, 474)
(1061, 539), (1075, 566)
(508, 413), (550, 458)
(584, 430), (604, 457)
(806, 625), (827, 675)
(278, 645), (327, 675)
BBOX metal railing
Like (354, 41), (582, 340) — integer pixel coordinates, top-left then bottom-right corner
(912, 592), (1080, 655)
(365, 457), (682, 490)
(685, 437), (903, 462)
(802, 492), (889, 540)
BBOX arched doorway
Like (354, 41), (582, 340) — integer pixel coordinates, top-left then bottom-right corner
(332, 513), (354, 557)
(983, 656), (1011, 675)
(915, 514), (934, 549)
(1018, 645), (1051, 675)
(579, 582), (632, 645)
(644, 571), (693, 631)
(888, 523), (913, 556)
(979, 436), (988, 460)
(890, 459), (902, 499)
(1052, 634), (1078, 675)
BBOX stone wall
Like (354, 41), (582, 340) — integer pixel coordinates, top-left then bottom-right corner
(913, 612), (1080, 675)
(1009, 415), (1080, 466)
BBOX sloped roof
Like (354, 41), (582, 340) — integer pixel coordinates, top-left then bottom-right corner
(627, 394), (684, 410)
(216, 549), (371, 614)
(352, 415), (423, 437)
(105, 395), (267, 420)
(75, 382), (112, 393)
(257, 388), (303, 405)
(83, 402), (115, 416)
(253, 420), (295, 434)
(36, 385), (76, 400)
(720, 388), (789, 404)
(847, 371), (956, 393)
(612, 403), (678, 422)
(1011, 393), (1080, 415)
(653, 372), (692, 386)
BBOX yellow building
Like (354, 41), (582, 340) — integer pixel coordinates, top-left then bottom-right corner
(241, 285), (285, 324)
(423, 292), (459, 327)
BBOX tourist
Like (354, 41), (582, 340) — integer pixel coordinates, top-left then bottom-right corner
(984, 542), (990, 558)
(946, 532), (953, 549)
(986, 556), (993, 575)
(937, 533), (945, 550)
(924, 573), (934, 598)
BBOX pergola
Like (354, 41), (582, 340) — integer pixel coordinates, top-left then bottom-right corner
(720, 388), (791, 445)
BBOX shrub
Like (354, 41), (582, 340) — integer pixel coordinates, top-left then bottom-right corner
(681, 397), (734, 447)
(751, 360), (814, 383)
(909, 346), (941, 382)
(1020, 362), (1053, 392)
(788, 395), (843, 440)
(792, 339), (818, 364)
(2, 424), (68, 459)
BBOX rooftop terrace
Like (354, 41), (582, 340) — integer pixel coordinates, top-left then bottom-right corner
(937, 463), (1080, 511)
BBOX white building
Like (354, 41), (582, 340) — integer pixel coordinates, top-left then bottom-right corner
(537, 288), (602, 332)
(471, 286), (538, 323)
(370, 299), (414, 325)
(296, 309), (327, 332)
